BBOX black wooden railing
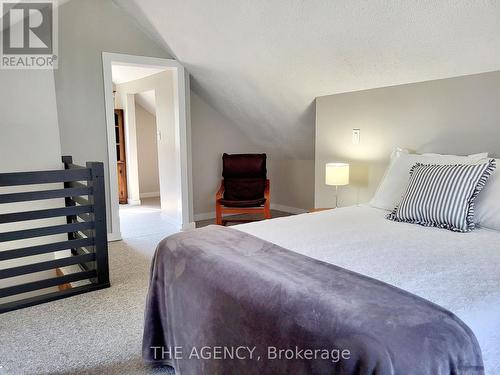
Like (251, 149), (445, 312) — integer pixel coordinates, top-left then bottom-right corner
(0, 156), (110, 313)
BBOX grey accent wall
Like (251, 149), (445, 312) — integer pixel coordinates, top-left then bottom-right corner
(0, 70), (61, 172)
(191, 92), (314, 217)
(315, 70), (500, 208)
(190, 92), (260, 216)
(0, 68), (65, 298)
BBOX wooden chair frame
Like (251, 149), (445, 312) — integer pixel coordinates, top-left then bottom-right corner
(216, 179), (271, 225)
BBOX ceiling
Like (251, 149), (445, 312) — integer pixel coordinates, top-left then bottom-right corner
(135, 90), (156, 115)
(111, 64), (166, 84)
(114, 0), (500, 159)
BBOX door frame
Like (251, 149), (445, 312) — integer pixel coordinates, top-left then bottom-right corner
(102, 52), (194, 240)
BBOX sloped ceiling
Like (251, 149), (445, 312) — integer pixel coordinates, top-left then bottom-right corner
(114, 0), (500, 159)
(135, 90), (156, 115)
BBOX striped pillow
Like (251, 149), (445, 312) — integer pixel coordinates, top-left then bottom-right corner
(387, 160), (496, 232)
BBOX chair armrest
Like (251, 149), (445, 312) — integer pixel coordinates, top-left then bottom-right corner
(216, 180), (225, 200)
(264, 179), (270, 200)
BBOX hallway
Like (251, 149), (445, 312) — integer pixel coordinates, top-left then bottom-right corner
(118, 198), (177, 239)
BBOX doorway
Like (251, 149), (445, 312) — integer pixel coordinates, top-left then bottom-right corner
(102, 53), (193, 240)
(115, 86), (162, 237)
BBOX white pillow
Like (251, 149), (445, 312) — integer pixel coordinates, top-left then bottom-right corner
(474, 159), (500, 231)
(370, 149), (489, 211)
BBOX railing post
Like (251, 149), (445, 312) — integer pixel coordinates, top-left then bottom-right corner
(86, 161), (110, 286)
(61, 155), (73, 168)
(62, 156), (78, 255)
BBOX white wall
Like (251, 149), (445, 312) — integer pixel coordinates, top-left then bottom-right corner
(135, 103), (160, 197)
(315, 70), (500, 208)
(124, 94), (141, 204)
(0, 69), (64, 302)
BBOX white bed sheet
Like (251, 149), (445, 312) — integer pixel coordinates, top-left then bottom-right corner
(236, 205), (500, 374)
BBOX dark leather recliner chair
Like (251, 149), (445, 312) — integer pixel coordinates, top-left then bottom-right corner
(215, 153), (271, 225)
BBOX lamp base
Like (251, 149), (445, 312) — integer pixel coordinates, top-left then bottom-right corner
(335, 185), (339, 208)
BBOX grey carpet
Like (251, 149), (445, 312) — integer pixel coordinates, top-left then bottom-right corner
(0, 232), (175, 375)
(0, 209), (292, 374)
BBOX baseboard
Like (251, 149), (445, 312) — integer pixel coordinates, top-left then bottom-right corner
(193, 204), (306, 222)
(182, 222), (196, 231)
(270, 203), (307, 215)
(107, 231), (122, 242)
(127, 198), (141, 206)
(194, 211), (216, 221)
(140, 191), (160, 198)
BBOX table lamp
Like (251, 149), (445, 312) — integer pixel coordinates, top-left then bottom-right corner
(325, 162), (349, 208)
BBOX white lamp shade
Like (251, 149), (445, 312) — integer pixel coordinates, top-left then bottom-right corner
(325, 163), (349, 186)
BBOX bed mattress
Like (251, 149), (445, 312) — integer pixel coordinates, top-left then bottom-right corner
(236, 205), (500, 374)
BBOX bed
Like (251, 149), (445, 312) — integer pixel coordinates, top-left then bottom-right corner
(238, 205), (500, 374)
(143, 151), (499, 374)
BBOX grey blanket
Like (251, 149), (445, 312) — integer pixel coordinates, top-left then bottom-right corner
(143, 225), (483, 374)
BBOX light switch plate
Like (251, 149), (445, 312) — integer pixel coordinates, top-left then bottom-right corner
(352, 129), (360, 144)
